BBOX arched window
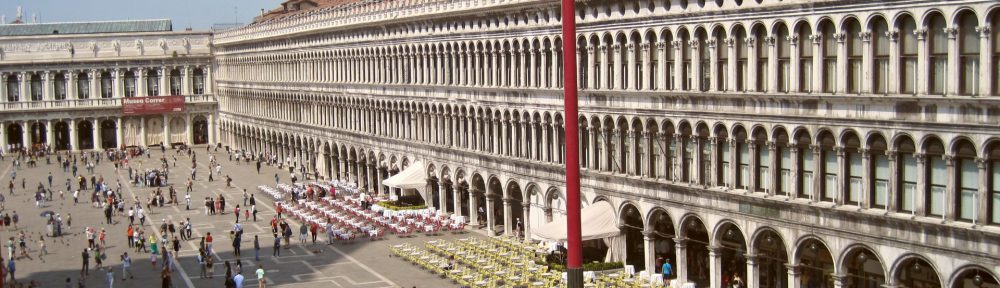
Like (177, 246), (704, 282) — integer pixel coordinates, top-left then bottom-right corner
(698, 125), (711, 184)
(775, 24), (790, 93)
(717, 128), (731, 187)
(869, 135), (890, 209)
(698, 30), (710, 92)
(680, 30), (692, 90)
(988, 142), (1000, 224)
(927, 13), (947, 95)
(753, 129), (769, 193)
(734, 27), (748, 92)
(820, 21), (837, 93)
(664, 32), (675, 90)
(899, 15), (918, 94)
(797, 24), (814, 92)
(734, 127), (749, 189)
(580, 121), (590, 168)
(714, 29), (729, 91)
(754, 26), (768, 92)
(924, 138), (946, 217)
(797, 131), (814, 199)
(818, 131), (836, 202)
(957, 12), (980, 95)
(954, 140), (978, 222)
(871, 17), (890, 94)
(775, 129), (791, 196)
(844, 19), (863, 94)
(579, 40), (590, 89)
(994, 12), (1000, 96)
(647, 35), (658, 90)
(843, 133), (862, 205)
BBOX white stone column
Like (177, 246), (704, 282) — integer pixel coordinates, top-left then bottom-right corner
(162, 114), (169, 146)
(768, 36), (779, 92)
(19, 72), (29, 102)
(655, 43), (666, 90)
(186, 114), (193, 145)
(69, 119), (78, 151)
(115, 117), (123, 148)
(675, 239), (688, 283)
(42, 71), (52, 101)
(601, 45), (612, 90)
(915, 29), (928, 95)
(89, 69), (100, 99)
(707, 41), (718, 92)
(45, 120), (55, 149)
(978, 26), (993, 96)
(690, 41), (701, 91)
(159, 67), (168, 96)
(92, 118), (100, 149)
(709, 246), (722, 288)
(789, 35), (801, 92)
(747, 38), (758, 92)
(113, 69), (123, 98)
(502, 198), (512, 236)
(787, 265), (801, 288)
(204, 66), (213, 94)
(727, 39), (738, 91)
(485, 196), (496, 232)
(0, 74), (7, 102)
(673, 42), (684, 91)
(468, 190), (479, 226)
(811, 35), (823, 93)
(140, 117), (147, 146)
(747, 255), (760, 288)
(945, 27), (960, 95)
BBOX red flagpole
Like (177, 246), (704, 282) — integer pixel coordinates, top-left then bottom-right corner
(560, 0), (583, 287)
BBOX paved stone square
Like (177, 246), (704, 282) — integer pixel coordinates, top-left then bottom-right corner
(2, 146), (476, 287)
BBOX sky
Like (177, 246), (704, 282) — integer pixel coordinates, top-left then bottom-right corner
(0, 0), (281, 30)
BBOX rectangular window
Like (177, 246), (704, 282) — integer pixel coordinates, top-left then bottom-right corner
(779, 148), (791, 195)
(928, 157), (946, 216)
(847, 152), (862, 204)
(701, 142), (711, 184)
(721, 141), (731, 186)
(101, 78), (113, 98)
(6, 81), (17, 101)
(901, 154), (917, 212)
(30, 80), (42, 101)
(800, 150), (814, 199)
(758, 146), (770, 192)
(685, 138), (695, 182)
(739, 143), (750, 189)
(992, 162), (1000, 223)
(873, 155), (889, 208)
(54, 79), (66, 100)
(77, 79), (90, 99)
(959, 159), (978, 221)
(822, 151), (837, 201)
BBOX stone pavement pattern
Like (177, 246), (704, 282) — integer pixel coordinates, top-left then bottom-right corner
(1, 146), (471, 287)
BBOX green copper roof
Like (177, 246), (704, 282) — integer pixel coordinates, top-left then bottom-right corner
(0, 19), (172, 36)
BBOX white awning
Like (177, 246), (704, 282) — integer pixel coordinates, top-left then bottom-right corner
(532, 201), (619, 241)
(382, 161), (426, 190)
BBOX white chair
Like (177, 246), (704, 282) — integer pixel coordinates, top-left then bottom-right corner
(638, 270), (649, 281)
(625, 264), (636, 276)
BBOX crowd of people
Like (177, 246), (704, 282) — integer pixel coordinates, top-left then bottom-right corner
(0, 143), (284, 288)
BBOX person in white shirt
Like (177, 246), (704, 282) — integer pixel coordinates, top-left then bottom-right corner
(233, 271), (245, 288)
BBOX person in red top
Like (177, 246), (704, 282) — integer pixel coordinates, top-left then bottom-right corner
(205, 232), (214, 255)
(309, 223), (318, 244)
(127, 225), (135, 248)
(270, 217), (278, 234)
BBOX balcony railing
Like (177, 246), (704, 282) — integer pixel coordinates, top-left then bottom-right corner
(0, 94), (216, 111)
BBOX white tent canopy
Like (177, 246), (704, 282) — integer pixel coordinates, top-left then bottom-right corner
(532, 200), (620, 241)
(382, 161), (426, 190)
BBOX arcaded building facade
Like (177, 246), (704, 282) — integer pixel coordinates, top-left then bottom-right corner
(0, 19), (216, 151)
(215, 0), (1000, 287)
